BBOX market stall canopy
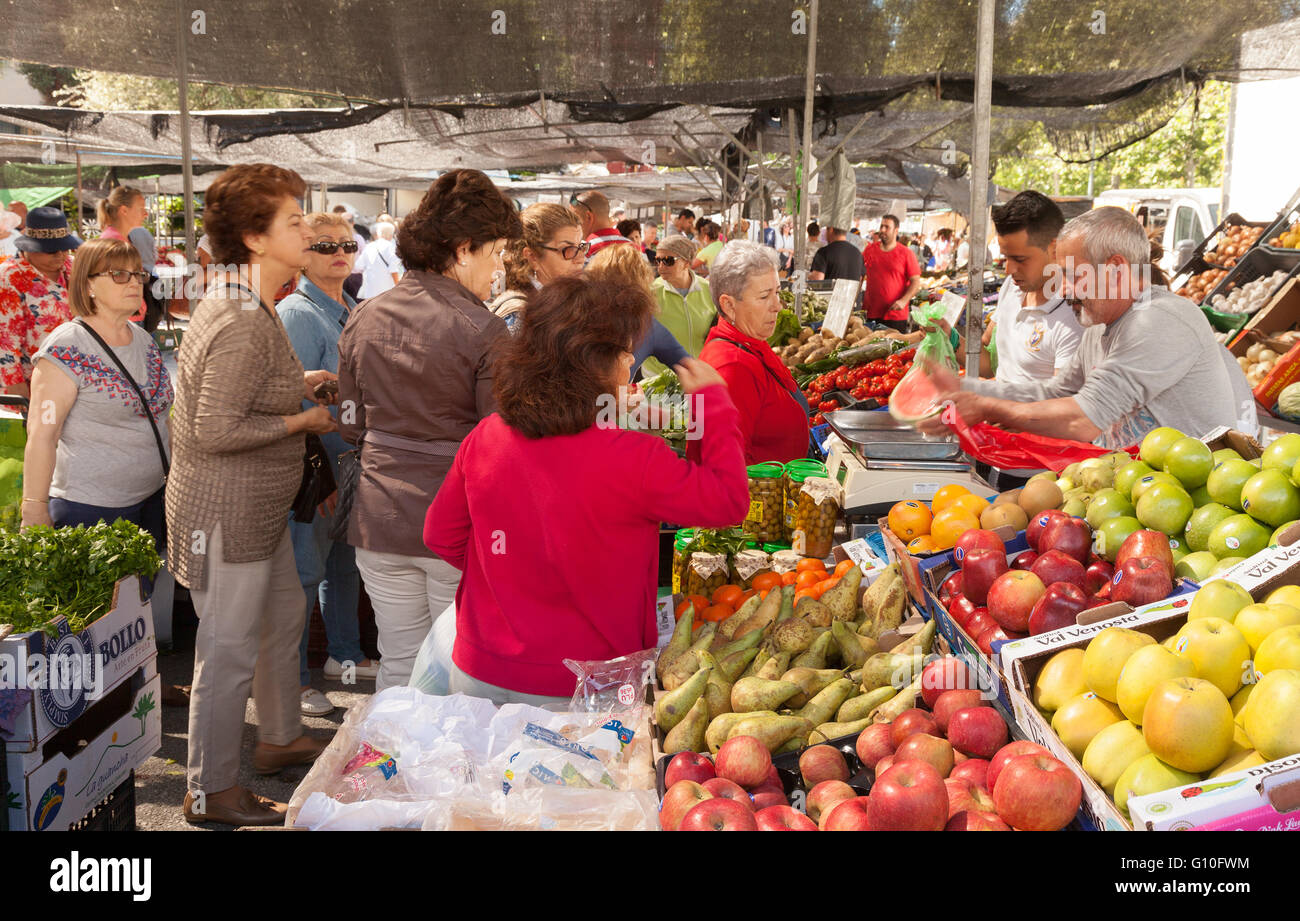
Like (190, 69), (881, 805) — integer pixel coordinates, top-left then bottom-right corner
(0, 186), (71, 210)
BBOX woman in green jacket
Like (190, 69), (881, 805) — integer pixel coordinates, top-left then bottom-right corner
(644, 236), (715, 379)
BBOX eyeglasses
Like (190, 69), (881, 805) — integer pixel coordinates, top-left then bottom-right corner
(569, 193), (591, 213)
(538, 240), (590, 261)
(308, 240), (359, 255)
(91, 270), (149, 284)
(654, 256), (679, 266)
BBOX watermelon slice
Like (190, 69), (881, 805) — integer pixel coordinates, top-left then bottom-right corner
(888, 364), (945, 424)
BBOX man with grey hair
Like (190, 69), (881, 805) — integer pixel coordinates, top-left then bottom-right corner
(919, 206), (1256, 448)
(356, 219), (402, 299)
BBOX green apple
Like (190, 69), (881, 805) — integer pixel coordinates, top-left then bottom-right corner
(1173, 617), (1252, 697)
(1139, 427), (1187, 470)
(1175, 551), (1220, 582)
(1131, 471), (1182, 505)
(1207, 514), (1272, 561)
(1292, 457), (1300, 489)
(1033, 647), (1089, 714)
(1083, 627), (1157, 702)
(1187, 580), (1253, 623)
(1076, 457), (1115, 492)
(1212, 448), (1243, 465)
(1095, 516), (1143, 562)
(1260, 432), (1300, 472)
(1164, 437), (1214, 489)
(1240, 469), (1300, 527)
(1082, 719), (1151, 797)
(1085, 488), (1136, 530)
(1212, 557), (1247, 574)
(1116, 644), (1197, 724)
(1206, 458), (1259, 511)
(1115, 461), (1154, 500)
(1141, 676), (1235, 773)
(1254, 624), (1300, 675)
(1051, 691), (1124, 760)
(1062, 497), (1088, 518)
(1235, 603), (1300, 654)
(1136, 483), (1194, 535)
(1242, 668), (1300, 761)
(1266, 585), (1300, 608)
(1190, 485), (1214, 507)
(1184, 503), (1237, 553)
(1169, 538), (1189, 565)
(1113, 753), (1200, 817)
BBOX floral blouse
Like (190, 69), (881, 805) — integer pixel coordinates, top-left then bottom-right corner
(0, 254), (74, 390)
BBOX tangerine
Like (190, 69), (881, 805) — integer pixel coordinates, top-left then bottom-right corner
(930, 507), (980, 550)
(701, 603), (733, 622)
(930, 484), (972, 514)
(796, 557), (828, 573)
(712, 584), (744, 608)
(752, 572), (783, 593)
(888, 500), (933, 540)
(795, 570), (824, 590)
(833, 559), (857, 577)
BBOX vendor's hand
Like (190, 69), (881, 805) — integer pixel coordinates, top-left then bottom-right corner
(674, 357), (725, 394)
(304, 369), (339, 404)
(921, 317), (953, 337)
(891, 298), (911, 315)
(916, 391), (987, 436)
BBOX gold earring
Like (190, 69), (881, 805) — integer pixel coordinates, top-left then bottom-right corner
(256, 249), (265, 256)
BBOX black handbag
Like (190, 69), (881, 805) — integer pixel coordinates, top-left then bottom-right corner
(292, 434), (336, 523)
(326, 447), (360, 541)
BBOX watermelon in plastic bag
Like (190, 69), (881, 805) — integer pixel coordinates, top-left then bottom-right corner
(889, 301), (958, 424)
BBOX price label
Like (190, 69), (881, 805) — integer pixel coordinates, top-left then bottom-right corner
(911, 481), (942, 498)
(821, 279), (859, 340)
(839, 538), (880, 571)
(617, 683), (636, 707)
(745, 499), (764, 524)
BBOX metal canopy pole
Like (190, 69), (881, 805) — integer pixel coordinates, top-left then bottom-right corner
(74, 152), (83, 236)
(965, 0), (994, 376)
(177, 1), (195, 261)
(793, 0), (819, 320)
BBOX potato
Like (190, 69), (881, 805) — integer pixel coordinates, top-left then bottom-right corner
(798, 327), (815, 342)
(807, 346), (832, 362)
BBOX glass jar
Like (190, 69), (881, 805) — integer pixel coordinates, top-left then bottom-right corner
(744, 462), (786, 543)
(730, 549), (772, 589)
(792, 476), (842, 560)
(783, 460), (829, 543)
(671, 528), (697, 595)
(685, 551), (729, 599)
(771, 549), (803, 574)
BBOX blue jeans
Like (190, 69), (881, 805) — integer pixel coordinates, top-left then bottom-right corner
(289, 510), (363, 686)
(50, 487), (167, 595)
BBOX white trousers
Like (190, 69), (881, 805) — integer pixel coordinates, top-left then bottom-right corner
(354, 548), (461, 692)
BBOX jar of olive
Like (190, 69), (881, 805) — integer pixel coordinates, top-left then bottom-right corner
(685, 551), (729, 599)
(730, 548), (772, 589)
(743, 462), (786, 542)
(771, 549), (803, 574)
(671, 528), (697, 594)
(792, 476), (842, 560)
(783, 460), (829, 543)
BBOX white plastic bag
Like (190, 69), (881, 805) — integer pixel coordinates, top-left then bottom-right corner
(407, 603), (457, 696)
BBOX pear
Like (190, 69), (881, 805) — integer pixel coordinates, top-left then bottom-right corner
(871, 676), (922, 722)
(725, 714), (813, 753)
(796, 597), (833, 627)
(742, 649), (770, 679)
(655, 660), (712, 731)
(663, 697), (709, 755)
(756, 652), (792, 681)
(730, 587), (783, 639)
(862, 568), (906, 637)
(706, 710), (777, 754)
(809, 715), (875, 744)
(717, 646), (760, 682)
(712, 597), (753, 646)
(820, 565), (864, 622)
(772, 617), (815, 655)
(860, 651), (925, 692)
(792, 629), (835, 669)
(656, 610), (693, 683)
(685, 622), (717, 657)
(836, 684), (897, 722)
(775, 737), (804, 755)
(661, 650), (700, 691)
(890, 620), (937, 657)
(797, 677), (858, 726)
(832, 620), (879, 668)
(731, 676), (801, 712)
(714, 626), (764, 657)
(774, 585), (796, 623)
(781, 666), (848, 708)
(699, 652), (732, 720)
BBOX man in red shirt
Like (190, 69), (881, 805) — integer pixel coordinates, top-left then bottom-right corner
(862, 214), (921, 331)
(573, 190), (630, 259)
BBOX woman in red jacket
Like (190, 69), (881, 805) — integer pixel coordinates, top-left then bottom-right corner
(691, 241), (810, 465)
(423, 277), (749, 705)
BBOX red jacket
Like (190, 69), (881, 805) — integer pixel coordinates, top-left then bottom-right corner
(423, 384), (748, 696)
(690, 318), (809, 466)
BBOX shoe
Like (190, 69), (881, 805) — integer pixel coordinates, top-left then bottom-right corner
(324, 656), (381, 680)
(253, 734), (330, 775)
(299, 688), (335, 717)
(183, 788), (287, 826)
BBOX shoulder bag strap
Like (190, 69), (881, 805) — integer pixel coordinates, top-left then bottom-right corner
(713, 336), (811, 414)
(73, 319), (169, 477)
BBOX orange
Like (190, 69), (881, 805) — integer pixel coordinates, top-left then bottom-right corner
(951, 494), (990, 519)
(701, 603), (733, 622)
(930, 507), (980, 550)
(833, 559), (857, 578)
(752, 572), (783, 593)
(907, 535), (940, 555)
(796, 557), (828, 574)
(684, 595), (708, 616)
(674, 600), (695, 621)
(888, 500), (933, 540)
(813, 576), (840, 598)
(712, 584), (744, 608)
(930, 484), (972, 514)
(793, 587), (819, 606)
(795, 570), (824, 590)
(737, 588), (758, 606)
(781, 571), (800, 586)
(693, 616), (706, 631)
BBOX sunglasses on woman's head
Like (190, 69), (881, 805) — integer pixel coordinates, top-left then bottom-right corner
(308, 240), (359, 255)
(91, 270), (150, 284)
(654, 256), (678, 266)
(538, 240), (590, 261)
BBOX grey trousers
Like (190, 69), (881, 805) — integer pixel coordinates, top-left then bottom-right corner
(187, 523), (307, 794)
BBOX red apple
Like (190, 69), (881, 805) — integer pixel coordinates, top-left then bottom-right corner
(895, 732), (956, 777)
(1027, 510), (1068, 552)
(715, 736), (772, 789)
(964, 607), (996, 637)
(944, 776), (997, 819)
(867, 762), (949, 831)
(702, 777), (754, 810)
(949, 758), (991, 789)
(945, 810), (1012, 831)
(762, 764), (782, 790)
(933, 689), (989, 733)
(874, 755), (894, 776)
(890, 708), (939, 748)
(664, 751), (715, 788)
(678, 797), (759, 831)
(855, 723), (895, 770)
(751, 787), (789, 811)
(1027, 581), (1090, 635)
(1111, 557), (1173, 607)
(947, 595), (977, 627)
(821, 796), (874, 831)
(986, 570), (1047, 632)
(1040, 516), (1092, 565)
(806, 779), (857, 823)
(659, 780), (712, 831)
(920, 656), (976, 708)
(1010, 550), (1039, 571)
(955, 529), (1005, 565)
(1084, 560), (1114, 595)
(947, 707), (1009, 759)
(986, 741), (1051, 794)
(755, 805), (818, 831)
(1115, 530), (1175, 581)
(992, 754), (1082, 831)
(799, 745), (850, 787)
(961, 548), (1009, 606)
(976, 624), (1010, 656)
(939, 572), (965, 608)
(1030, 549), (1087, 590)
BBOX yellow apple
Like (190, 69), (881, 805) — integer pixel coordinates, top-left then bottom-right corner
(1116, 644), (1197, 724)
(1265, 584), (1300, 608)
(1082, 719), (1151, 797)
(1235, 603), (1300, 655)
(1188, 580), (1253, 623)
(1209, 749), (1266, 778)
(1051, 691), (1124, 760)
(1083, 627), (1156, 702)
(1034, 647), (1089, 713)
(1230, 683), (1253, 725)
(1254, 624), (1300, 676)
(1141, 676), (1235, 773)
(1114, 753), (1200, 817)
(1242, 668), (1300, 761)
(1173, 617), (1252, 697)
(1162, 634), (1179, 650)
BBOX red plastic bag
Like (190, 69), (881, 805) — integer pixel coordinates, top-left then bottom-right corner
(939, 403), (1136, 472)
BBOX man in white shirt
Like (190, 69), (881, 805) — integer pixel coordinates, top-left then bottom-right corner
(356, 221), (402, 299)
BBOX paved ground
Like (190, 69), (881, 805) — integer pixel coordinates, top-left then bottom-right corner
(134, 614), (373, 831)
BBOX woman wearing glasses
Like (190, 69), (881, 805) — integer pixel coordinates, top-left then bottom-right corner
(641, 235), (715, 379)
(21, 237), (172, 540)
(490, 203), (585, 332)
(276, 212), (375, 718)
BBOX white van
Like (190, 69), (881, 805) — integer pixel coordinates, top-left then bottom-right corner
(1092, 188), (1221, 276)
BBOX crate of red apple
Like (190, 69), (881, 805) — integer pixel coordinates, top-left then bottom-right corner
(658, 653), (1083, 831)
(804, 348), (915, 425)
